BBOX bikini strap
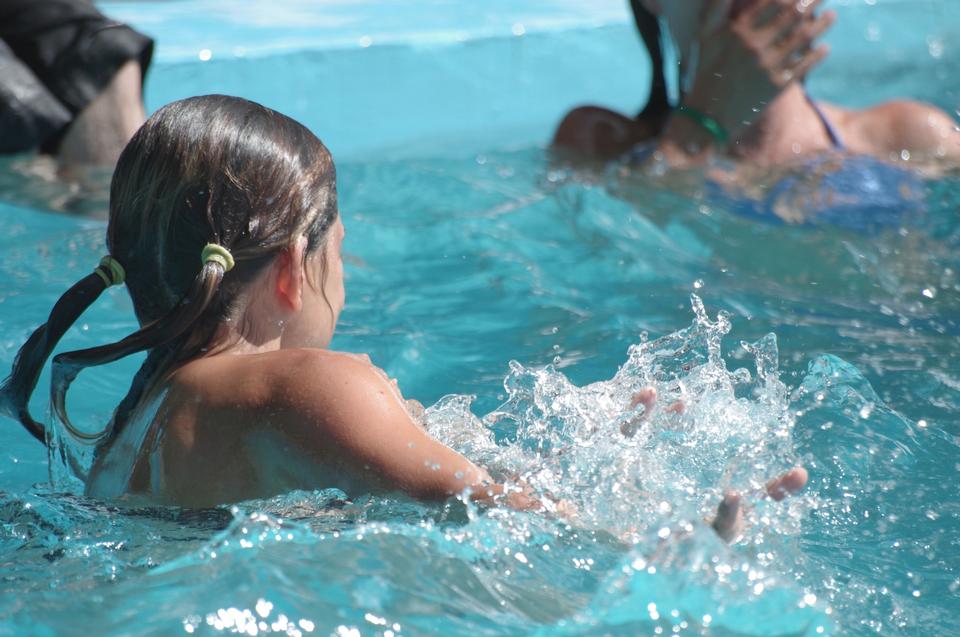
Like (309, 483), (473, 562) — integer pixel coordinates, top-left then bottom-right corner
(804, 90), (845, 151)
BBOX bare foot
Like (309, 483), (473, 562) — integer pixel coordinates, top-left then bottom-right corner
(711, 467), (808, 542)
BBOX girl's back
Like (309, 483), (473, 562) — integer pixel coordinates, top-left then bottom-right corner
(2, 95), (485, 507)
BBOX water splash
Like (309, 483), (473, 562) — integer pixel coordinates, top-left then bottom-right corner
(423, 295), (804, 543)
(14, 296), (888, 635)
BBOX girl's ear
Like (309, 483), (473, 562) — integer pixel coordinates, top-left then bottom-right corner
(275, 236), (308, 312)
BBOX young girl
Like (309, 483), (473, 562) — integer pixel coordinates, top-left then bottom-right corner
(1, 95), (805, 538)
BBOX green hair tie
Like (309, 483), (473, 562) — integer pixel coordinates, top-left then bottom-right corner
(676, 104), (729, 146)
(94, 256), (126, 287)
(201, 243), (235, 272)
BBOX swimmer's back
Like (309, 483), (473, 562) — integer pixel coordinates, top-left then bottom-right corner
(91, 348), (486, 508)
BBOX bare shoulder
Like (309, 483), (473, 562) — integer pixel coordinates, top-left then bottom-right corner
(164, 348), (488, 502)
(841, 100), (960, 159)
(163, 348), (399, 445)
(268, 348), (395, 404)
(261, 348), (412, 438)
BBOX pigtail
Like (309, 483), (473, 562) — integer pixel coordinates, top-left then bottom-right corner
(3, 95), (339, 486)
(0, 259), (124, 444)
(631, 2), (671, 131)
(51, 257), (229, 445)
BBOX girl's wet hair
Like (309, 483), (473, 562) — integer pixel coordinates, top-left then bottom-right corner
(1, 94), (338, 451)
(631, 1), (671, 134)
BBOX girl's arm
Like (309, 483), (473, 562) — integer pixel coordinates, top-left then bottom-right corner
(281, 351), (544, 509)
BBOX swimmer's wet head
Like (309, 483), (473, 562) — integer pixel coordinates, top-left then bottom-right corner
(1, 94), (341, 450)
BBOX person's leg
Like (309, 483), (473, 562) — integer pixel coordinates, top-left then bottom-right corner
(56, 58), (145, 166)
(0, 0), (153, 165)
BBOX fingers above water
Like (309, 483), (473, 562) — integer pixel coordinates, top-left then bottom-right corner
(711, 491), (744, 543)
(711, 467), (807, 543)
(765, 466), (809, 501)
(779, 43), (830, 85)
(630, 386), (658, 411)
(776, 8), (835, 59)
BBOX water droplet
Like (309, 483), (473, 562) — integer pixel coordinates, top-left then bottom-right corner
(693, 279), (704, 289)
(198, 48), (212, 61)
(927, 36), (944, 59)
(922, 287), (936, 299)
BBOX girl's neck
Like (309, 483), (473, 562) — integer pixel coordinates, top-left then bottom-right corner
(208, 311), (335, 357)
(730, 83), (835, 163)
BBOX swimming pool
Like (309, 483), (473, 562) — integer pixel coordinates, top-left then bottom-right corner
(1, 1), (959, 635)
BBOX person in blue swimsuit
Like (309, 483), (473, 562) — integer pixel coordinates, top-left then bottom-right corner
(553, 0), (960, 228)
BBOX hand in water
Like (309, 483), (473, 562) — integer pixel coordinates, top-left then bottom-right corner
(621, 386), (684, 437)
(687, 0), (835, 138)
(711, 467), (809, 542)
(625, 387), (808, 543)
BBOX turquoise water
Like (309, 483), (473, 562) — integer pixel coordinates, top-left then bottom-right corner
(2, 1), (960, 635)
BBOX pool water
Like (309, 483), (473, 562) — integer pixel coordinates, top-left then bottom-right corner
(2, 1), (960, 636)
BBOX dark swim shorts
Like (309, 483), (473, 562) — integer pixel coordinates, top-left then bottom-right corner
(0, 0), (153, 153)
